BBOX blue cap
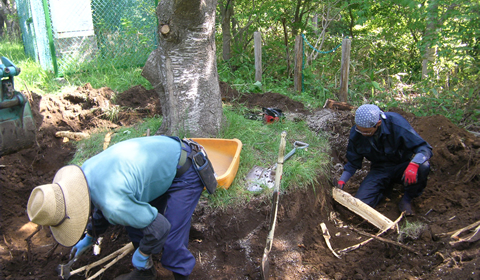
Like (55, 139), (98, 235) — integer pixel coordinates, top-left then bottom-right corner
(355, 104), (384, 128)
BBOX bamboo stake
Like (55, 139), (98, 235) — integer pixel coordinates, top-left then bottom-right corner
(338, 212), (404, 255)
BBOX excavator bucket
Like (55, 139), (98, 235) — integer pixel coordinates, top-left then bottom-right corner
(0, 57), (36, 157)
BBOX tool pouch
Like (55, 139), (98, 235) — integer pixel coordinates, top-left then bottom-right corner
(192, 151), (218, 194)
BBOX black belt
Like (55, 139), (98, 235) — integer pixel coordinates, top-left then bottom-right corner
(175, 141), (192, 178)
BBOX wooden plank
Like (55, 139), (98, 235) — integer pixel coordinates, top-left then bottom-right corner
(332, 188), (393, 231)
(254, 32), (262, 83)
(294, 35), (303, 93)
(338, 38), (351, 102)
(323, 99), (356, 111)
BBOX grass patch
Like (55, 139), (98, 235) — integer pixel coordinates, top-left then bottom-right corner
(1, 38), (151, 95)
(69, 116), (162, 166)
(68, 106), (330, 209)
(397, 220), (428, 242)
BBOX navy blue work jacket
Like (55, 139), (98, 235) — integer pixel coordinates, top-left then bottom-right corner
(344, 112), (433, 175)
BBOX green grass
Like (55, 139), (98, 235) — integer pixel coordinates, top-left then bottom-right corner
(1, 38), (152, 95)
(69, 116), (162, 166)
(68, 105), (331, 209)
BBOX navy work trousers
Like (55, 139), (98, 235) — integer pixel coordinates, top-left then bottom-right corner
(355, 161), (430, 208)
(125, 143), (204, 276)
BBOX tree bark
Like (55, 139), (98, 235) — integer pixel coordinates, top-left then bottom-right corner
(220, 0), (233, 61)
(338, 38), (351, 102)
(421, 1), (438, 80)
(142, 0), (223, 138)
(0, 0), (19, 38)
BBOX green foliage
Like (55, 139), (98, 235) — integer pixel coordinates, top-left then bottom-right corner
(215, 0), (478, 128)
(1, 39), (151, 95)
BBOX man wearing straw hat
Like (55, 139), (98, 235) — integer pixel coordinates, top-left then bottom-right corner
(336, 104), (433, 216)
(27, 135), (206, 280)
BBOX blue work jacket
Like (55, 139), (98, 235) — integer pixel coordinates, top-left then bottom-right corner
(344, 112), (433, 175)
(81, 136), (182, 229)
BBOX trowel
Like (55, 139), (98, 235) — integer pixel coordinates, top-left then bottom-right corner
(246, 140), (309, 192)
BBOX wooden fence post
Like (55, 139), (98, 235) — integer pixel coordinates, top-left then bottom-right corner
(294, 35), (303, 93)
(254, 31), (262, 83)
(338, 38), (351, 102)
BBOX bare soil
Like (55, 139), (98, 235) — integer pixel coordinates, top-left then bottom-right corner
(1, 82), (479, 280)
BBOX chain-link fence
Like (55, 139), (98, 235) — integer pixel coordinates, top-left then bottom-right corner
(15, 0), (158, 76)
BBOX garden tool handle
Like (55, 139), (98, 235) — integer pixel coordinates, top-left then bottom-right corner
(283, 141), (309, 162)
(271, 140), (309, 169)
(293, 141), (309, 149)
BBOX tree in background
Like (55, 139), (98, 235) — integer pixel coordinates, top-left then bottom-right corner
(0, 0), (20, 38)
(142, 0), (223, 137)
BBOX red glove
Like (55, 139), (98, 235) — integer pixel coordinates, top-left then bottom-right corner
(337, 180), (345, 189)
(403, 162), (419, 185)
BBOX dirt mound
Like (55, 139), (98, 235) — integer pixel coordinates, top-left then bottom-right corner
(1, 83), (479, 280)
(220, 81), (309, 114)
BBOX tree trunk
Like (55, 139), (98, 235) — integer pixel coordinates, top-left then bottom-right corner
(421, 1), (438, 80)
(281, 17), (291, 77)
(0, 0), (19, 38)
(220, 0), (233, 61)
(142, 0), (223, 138)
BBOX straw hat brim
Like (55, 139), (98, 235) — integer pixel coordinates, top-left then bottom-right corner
(50, 165), (90, 247)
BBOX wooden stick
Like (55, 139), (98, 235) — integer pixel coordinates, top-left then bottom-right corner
(338, 212), (404, 255)
(55, 131), (90, 141)
(332, 188), (394, 231)
(450, 224), (480, 246)
(85, 243), (134, 280)
(435, 220), (480, 238)
(351, 227), (420, 255)
(320, 223), (341, 259)
(69, 242), (133, 278)
(451, 220), (480, 239)
(323, 99), (355, 111)
(103, 131), (114, 150)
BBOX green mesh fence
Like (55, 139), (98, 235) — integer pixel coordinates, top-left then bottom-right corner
(15, 0), (158, 76)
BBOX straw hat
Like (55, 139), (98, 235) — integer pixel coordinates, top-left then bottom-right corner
(27, 165), (90, 247)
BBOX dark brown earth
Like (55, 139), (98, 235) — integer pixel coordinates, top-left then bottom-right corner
(1, 81), (479, 279)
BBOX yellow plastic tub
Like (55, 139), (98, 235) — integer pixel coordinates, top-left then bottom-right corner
(191, 138), (242, 189)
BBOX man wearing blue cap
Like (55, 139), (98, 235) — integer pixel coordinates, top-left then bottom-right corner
(337, 104), (433, 215)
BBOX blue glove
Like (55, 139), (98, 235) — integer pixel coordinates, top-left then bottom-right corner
(132, 248), (152, 270)
(71, 234), (94, 258)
